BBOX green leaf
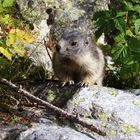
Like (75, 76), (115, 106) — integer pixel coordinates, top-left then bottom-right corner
(114, 17), (125, 32)
(2, 0), (16, 7)
(12, 45), (26, 57)
(126, 29), (133, 37)
(112, 44), (128, 60)
(134, 5), (140, 13)
(132, 0), (140, 3)
(123, 1), (134, 11)
(116, 12), (126, 18)
(93, 10), (109, 20)
(0, 0), (4, 12)
(95, 26), (104, 39)
(114, 33), (126, 43)
(95, 18), (115, 38)
(122, 56), (135, 65)
(120, 66), (132, 79)
(134, 19), (140, 33)
(128, 37), (140, 52)
(0, 14), (10, 23)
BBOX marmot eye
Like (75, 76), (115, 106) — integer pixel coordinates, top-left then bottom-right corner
(85, 41), (89, 45)
(71, 41), (77, 46)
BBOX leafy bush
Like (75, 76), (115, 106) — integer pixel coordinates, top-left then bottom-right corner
(93, 0), (140, 88)
(0, 0), (35, 80)
(0, 0), (34, 59)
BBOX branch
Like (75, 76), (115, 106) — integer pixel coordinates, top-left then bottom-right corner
(0, 78), (106, 136)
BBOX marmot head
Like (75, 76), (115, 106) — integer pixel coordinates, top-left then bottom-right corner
(55, 31), (93, 58)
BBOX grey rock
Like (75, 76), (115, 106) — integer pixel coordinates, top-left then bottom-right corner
(17, 122), (95, 140)
(0, 124), (27, 140)
(16, 0), (48, 24)
(128, 89), (140, 96)
(29, 82), (140, 139)
(66, 86), (140, 140)
(16, 0), (52, 72)
(25, 43), (52, 72)
(1, 84), (140, 140)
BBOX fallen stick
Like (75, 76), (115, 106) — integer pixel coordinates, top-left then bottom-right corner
(0, 78), (106, 136)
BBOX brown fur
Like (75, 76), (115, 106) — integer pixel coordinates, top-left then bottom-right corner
(52, 31), (105, 86)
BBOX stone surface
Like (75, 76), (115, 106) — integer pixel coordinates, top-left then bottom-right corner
(1, 85), (140, 140)
(66, 86), (140, 140)
(16, 0), (52, 72)
(0, 124), (27, 140)
(28, 82), (140, 139)
(17, 119), (96, 140)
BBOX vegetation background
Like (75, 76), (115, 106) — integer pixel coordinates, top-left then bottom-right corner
(0, 0), (140, 90)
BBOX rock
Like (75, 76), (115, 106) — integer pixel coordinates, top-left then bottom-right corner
(16, 0), (52, 72)
(16, 119), (96, 140)
(28, 81), (79, 106)
(1, 84), (140, 140)
(50, 0), (109, 39)
(28, 82), (140, 139)
(0, 124), (27, 140)
(128, 89), (140, 96)
(25, 43), (52, 72)
(66, 86), (140, 140)
(16, 0), (48, 24)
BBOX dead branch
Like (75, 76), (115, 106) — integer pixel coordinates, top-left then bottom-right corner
(43, 38), (53, 62)
(0, 78), (106, 136)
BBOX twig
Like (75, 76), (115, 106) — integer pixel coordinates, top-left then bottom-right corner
(43, 38), (53, 62)
(0, 78), (106, 136)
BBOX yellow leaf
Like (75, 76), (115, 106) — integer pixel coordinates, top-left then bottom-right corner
(0, 46), (12, 60)
(6, 33), (16, 46)
(8, 29), (35, 45)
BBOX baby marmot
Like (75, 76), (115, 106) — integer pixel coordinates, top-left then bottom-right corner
(52, 31), (105, 86)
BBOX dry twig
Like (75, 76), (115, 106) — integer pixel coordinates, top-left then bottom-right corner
(0, 78), (106, 136)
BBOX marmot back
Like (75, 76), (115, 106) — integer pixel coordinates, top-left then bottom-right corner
(52, 31), (105, 86)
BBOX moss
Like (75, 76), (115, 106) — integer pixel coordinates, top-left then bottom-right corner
(121, 124), (137, 134)
(132, 100), (140, 106)
(111, 91), (118, 97)
(74, 98), (85, 106)
(110, 130), (117, 135)
(46, 89), (56, 102)
(45, 0), (60, 8)
(77, 0), (85, 4)
(108, 89), (118, 97)
(101, 122), (107, 127)
(99, 112), (106, 120)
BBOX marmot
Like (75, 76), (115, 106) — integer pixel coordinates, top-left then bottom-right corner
(52, 31), (105, 86)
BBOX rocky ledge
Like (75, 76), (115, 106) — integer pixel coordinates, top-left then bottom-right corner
(1, 84), (140, 140)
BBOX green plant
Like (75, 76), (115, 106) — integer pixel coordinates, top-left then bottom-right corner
(10, 115), (17, 125)
(93, 0), (140, 88)
(0, 0), (36, 81)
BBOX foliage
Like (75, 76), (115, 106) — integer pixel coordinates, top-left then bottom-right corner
(0, 0), (35, 81)
(93, 0), (140, 88)
(0, 0), (35, 59)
